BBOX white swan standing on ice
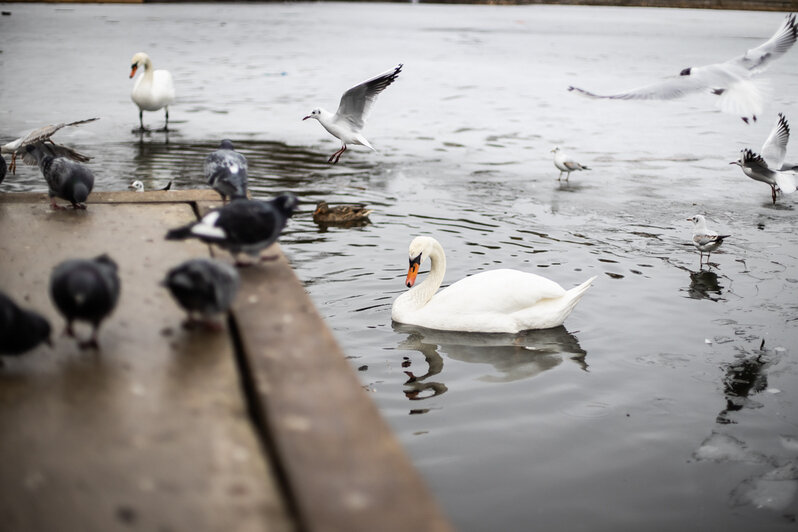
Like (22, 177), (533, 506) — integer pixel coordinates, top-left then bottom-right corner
(129, 52), (175, 131)
(391, 236), (596, 333)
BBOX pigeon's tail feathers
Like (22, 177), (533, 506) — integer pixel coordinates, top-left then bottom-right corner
(165, 223), (196, 241)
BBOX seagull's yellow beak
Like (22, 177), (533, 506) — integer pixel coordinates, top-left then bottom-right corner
(129, 65), (138, 79)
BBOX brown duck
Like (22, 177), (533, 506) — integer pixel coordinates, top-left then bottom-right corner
(313, 201), (372, 224)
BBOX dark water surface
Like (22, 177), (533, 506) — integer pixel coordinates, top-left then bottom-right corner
(3, 3), (798, 530)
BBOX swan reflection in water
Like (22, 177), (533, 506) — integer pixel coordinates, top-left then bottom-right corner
(393, 323), (588, 401)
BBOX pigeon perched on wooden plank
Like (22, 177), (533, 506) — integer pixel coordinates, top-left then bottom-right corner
(25, 143), (95, 209)
(0, 117), (99, 174)
(50, 254), (120, 349)
(0, 291), (52, 356)
(205, 140), (248, 202)
(163, 258), (240, 329)
(165, 193), (299, 264)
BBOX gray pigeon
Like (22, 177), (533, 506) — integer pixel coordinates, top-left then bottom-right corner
(163, 258), (240, 329)
(26, 143), (95, 210)
(166, 193), (299, 264)
(0, 291), (52, 356)
(0, 156), (6, 185)
(204, 140), (248, 202)
(50, 254), (120, 349)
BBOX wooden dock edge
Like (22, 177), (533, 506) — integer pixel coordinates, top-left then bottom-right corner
(191, 200), (454, 532)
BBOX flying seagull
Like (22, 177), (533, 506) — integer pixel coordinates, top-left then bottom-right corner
(50, 254), (121, 350)
(303, 64), (402, 163)
(204, 139), (248, 202)
(165, 193), (299, 264)
(130, 52), (175, 131)
(551, 146), (590, 181)
(569, 13), (798, 123)
(0, 117), (99, 174)
(688, 215), (730, 267)
(163, 258), (240, 330)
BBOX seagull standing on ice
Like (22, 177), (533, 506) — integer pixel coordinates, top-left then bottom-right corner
(688, 215), (730, 267)
(130, 52), (175, 131)
(303, 64), (402, 164)
(551, 146), (590, 181)
(569, 13), (798, 123)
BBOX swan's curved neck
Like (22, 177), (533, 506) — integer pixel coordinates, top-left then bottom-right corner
(406, 241), (446, 308)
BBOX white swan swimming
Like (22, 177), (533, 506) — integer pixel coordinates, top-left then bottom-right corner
(130, 52), (175, 131)
(391, 236), (596, 333)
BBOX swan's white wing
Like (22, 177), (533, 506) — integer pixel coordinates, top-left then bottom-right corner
(427, 269), (566, 315)
(727, 13), (798, 73)
(333, 64), (402, 131)
(568, 75), (705, 101)
(761, 113), (790, 169)
(152, 70), (176, 104)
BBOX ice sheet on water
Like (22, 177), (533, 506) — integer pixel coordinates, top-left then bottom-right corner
(693, 432), (770, 464)
(732, 464), (798, 511)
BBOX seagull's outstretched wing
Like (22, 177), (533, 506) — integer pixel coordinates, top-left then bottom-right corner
(727, 13), (798, 73)
(760, 113), (790, 169)
(20, 117), (101, 145)
(568, 75), (704, 101)
(333, 64), (402, 131)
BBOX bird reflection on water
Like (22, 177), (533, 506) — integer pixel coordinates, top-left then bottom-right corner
(686, 269), (725, 302)
(393, 324), (587, 406)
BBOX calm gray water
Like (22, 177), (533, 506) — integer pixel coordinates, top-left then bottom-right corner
(3, 3), (798, 530)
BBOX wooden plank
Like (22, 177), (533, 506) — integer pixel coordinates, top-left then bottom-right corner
(0, 189), (220, 205)
(0, 199), (295, 532)
(231, 253), (454, 532)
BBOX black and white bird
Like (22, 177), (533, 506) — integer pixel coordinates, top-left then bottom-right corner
(551, 146), (590, 181)
(25, 144), (95, 209)
(163, 258), (240, 329)
(128, 179), (172, 192)
(731, 148), (797, 204)
(303, 64), (402, 163)
(204, 140), (248, 202)
(688, 215), (730, 267)
(0, 117), (99, 174)
(165, 193), (299, 264)
(50, 254), (120, 349)
(569, 14), (798, 123)
(0, 291), (52, 356)
(130, 52), (175, 131)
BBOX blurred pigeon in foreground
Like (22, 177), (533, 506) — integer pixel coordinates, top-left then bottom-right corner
(165, 193), (299, 265)
(26, 144), (95, 209)
(688, 215), (730, 267)
(50, 254), (120, 349)
(0, 156), (6, 185)
(205, 140), (248, 202)
(1, 117), (99, 174)
(163, 258), (240, 329)
(0, 291), (52, 356)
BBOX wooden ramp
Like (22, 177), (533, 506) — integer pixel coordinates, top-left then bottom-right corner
(0, 191), (451, 532)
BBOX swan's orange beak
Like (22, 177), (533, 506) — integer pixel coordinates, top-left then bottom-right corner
(129, 65), (138, 79)
(405, 255), (421, 288)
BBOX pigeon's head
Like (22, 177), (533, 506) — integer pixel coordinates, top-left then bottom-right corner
(679, 67), (692, 76)
(274, 193), (300, 217)
(128, 180), (144, 192)
(302, 108), (321, 121)
(219, 139), (234, 150)
(93, 254), (119, 273)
